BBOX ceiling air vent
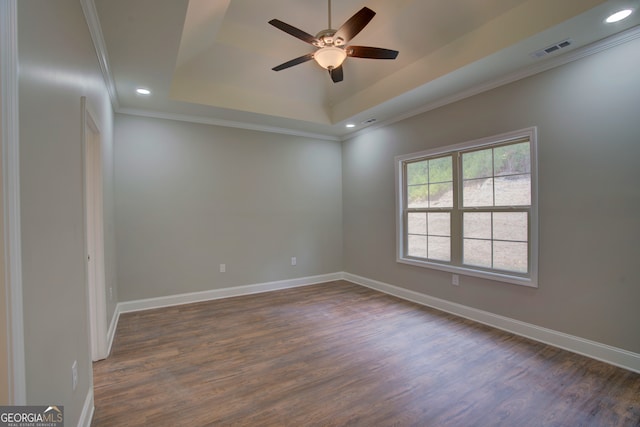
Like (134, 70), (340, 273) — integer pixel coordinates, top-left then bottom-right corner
(530, 39), (572, 59)
(361, 118), (377, 124)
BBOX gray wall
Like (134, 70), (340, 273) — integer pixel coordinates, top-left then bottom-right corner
(343, 36), (640, 354)
(18, 0), (116, 423)
(114, 115), (343, 301)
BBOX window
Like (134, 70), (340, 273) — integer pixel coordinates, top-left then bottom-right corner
(396, 128), (538, 287)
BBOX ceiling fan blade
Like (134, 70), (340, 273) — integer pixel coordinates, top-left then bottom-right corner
(347, 46), (399, 60)
(329, 65), (344, 83)
(334, 7), (376, 43)
(272, 53), (315, 71)
(268, 19), (318, 45)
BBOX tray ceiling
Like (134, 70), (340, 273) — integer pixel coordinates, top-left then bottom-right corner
(93, 0), (640, 138)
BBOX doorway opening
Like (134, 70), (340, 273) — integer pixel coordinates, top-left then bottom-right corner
(82, 97), (108, 361)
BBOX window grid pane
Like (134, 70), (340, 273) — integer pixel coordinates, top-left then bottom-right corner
(428, 212), (450, 237)
(428, 236), (450, 261)
(462, 149), (492, 180)
(406, 160), (428, 185)
(463, 239), (492, 268)
(407, 185), (429, 208)
(494, 142), (531, 176)
(407, 212), (426, 235)
(463, 212), (491, 239)
(493, 212), (528, 242)
(429, 182), (453, 207)
(493, 241), (528, 273)
(462, 178), (494, 208)
(494, 175), (531, 206)
(408, 235), (427, 258)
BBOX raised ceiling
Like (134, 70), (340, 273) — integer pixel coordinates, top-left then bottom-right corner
(92, 0), (640, 138)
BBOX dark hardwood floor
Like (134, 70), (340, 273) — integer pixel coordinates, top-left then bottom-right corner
(92, 280), (640, 426)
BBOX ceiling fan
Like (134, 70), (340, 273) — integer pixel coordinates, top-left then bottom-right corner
(269, 1), (399, 83)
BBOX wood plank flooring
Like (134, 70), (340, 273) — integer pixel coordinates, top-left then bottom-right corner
(92, 281), (640, 426)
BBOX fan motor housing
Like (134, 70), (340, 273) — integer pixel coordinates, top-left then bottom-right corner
(314, 29), (345, 47)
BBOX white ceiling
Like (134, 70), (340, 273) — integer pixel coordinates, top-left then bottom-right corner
(92, 0), (640, 139)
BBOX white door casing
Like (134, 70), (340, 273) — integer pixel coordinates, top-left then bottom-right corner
(82, 97), (108, 361)
(1, 0), (26, 404)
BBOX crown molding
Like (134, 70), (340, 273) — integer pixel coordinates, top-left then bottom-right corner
(80, 0), (120, 110)
(81, 2), (638, 143)
(117, 108), (341, 142)
(343, 24), (640, 141)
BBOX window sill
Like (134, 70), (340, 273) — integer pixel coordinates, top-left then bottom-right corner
(397, 256), (538, 288)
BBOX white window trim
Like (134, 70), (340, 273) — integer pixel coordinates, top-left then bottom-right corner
(395, 127), (539, 287)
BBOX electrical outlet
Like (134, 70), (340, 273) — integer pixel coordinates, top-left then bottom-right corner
(109, 286), (113, 301)
(291, 257), (297, 266)
(72, 360), (78, 391)
(452, 274), (459, 286)
(220, 264), (226, 273)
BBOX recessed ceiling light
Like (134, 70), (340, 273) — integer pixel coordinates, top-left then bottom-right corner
(136, 88), (151, 95)
(346, 123), (356, 128)
(605, 9), (633, 23)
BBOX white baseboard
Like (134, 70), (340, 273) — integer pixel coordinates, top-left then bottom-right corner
(104, 271), (639, 374)
(106, 273), (343, 352)
(118, 272), (342, 314)
(106, 303), (120, 357)
(343, 272), (640, 374)
(77, 387), (94, 427)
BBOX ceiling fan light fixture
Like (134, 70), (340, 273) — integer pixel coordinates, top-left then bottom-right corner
(269, 5), (397, 83)
(314, 46), (347, 70)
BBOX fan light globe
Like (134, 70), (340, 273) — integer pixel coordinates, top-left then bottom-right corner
(314, 46), (347, 69)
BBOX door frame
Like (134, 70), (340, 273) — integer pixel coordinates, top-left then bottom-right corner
(82, 97), (108, 361)
(0, 0), (25, 404)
